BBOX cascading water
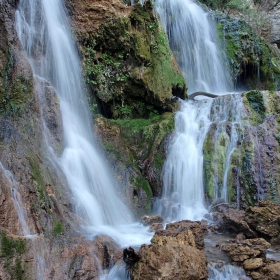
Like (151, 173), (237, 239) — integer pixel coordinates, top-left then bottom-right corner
(155, 0), (231, 94)
(157, 99), (212, 221)
(154, 1), (250, 278)
(209, 94), (243, 202)
(208, 262), (251, 280)
(16, 0), (152, 247)
(154, 0), (235, 221)
(0, 162), (31, 236)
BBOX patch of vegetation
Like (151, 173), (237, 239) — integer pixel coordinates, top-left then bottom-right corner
(82, 1), (186, 119)
(133, 177), (153, 198)
(241, 154), (257, 206)
(0, 48), (33, 116)
(1, 232), (26, 280)
(245, 90), (265, 118)
(53, 221), (64, 236)
(29, 158), (45, 202)
(1, 232), (26, 257)
(215, 14), (280, 90)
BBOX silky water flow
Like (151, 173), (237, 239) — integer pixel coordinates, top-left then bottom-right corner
(16, 0), (152, 248)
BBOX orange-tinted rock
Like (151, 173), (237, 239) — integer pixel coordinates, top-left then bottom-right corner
(130, 221), (208, 280)
(243, 258), (264, 270)
(165, 220), (206, 250)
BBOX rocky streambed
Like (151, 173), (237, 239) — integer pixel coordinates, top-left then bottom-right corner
(119, 201), (280, 280)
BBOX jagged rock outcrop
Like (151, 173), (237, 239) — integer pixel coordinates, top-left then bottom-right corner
(94, 113), (175, 215)
(210, 201), (280, 245)
(130, 220), (208, 280)
(259, 1), (280, 46)
(245, 201), (280, 244)
(220, 234), (280, 280)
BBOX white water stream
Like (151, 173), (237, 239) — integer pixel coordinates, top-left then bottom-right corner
(16, 0), (152, 248)
(156, 99), (212, 221)
(154, 0), (238, 221)
(0, 162), (31, 236)
(155, 0), (231, 94)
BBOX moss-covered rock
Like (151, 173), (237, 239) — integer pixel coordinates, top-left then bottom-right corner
(95, 112), (175, 216)
(81, 1), (186, 119)
(215, 14), (280, 90)
(204, 91), (280, 208)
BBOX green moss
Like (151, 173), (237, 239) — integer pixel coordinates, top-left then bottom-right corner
(82, 1), (185, 119)
(246, 90), (265, 117)
(0, 48), (33, 116)
(268, 176), (278, 202)
(241, 154), (257, 206)
(15, 259), (24, 280)
(1, 232), (26, 257)
(53, 221), (64, 236)
(133, 177), (152, 198)
(215, 15), (280, 90)
(203, 133), (215, 201)
(29, 158), (44, 201)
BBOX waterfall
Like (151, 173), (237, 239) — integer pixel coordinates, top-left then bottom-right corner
(210, 95), (243, 202)
(155, 0), (231, 94)
(157, 99), (212, 221)
(15, 0), (154, 247)
(0, 162), (32, 236)
(155, 0), (236, 220)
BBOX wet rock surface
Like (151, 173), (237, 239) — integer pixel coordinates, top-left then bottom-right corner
(245, 201), (280, 243)
(129, 220), (208, 280)
(211, 201), (280, 245)
(141, 215), (163, 226)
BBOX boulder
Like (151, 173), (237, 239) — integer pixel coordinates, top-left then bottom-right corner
(130, 221), (208, 280)
(141, 215), (163, 226)
(149, 223), (163, 232)
(260, 261), (280, 280)
(222, 208), (257, 238)
(243, 258), (264, 270)
(165, 220), (206, 250)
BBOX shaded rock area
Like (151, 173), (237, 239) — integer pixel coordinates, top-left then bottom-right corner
(129, 220), (208, 280)
(220, 238), (270, 262)
(245, 200), (280, 244)
(215, 13), (280, 91)
(210, 201), (280, 244)
(141, 214), (163, 225)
